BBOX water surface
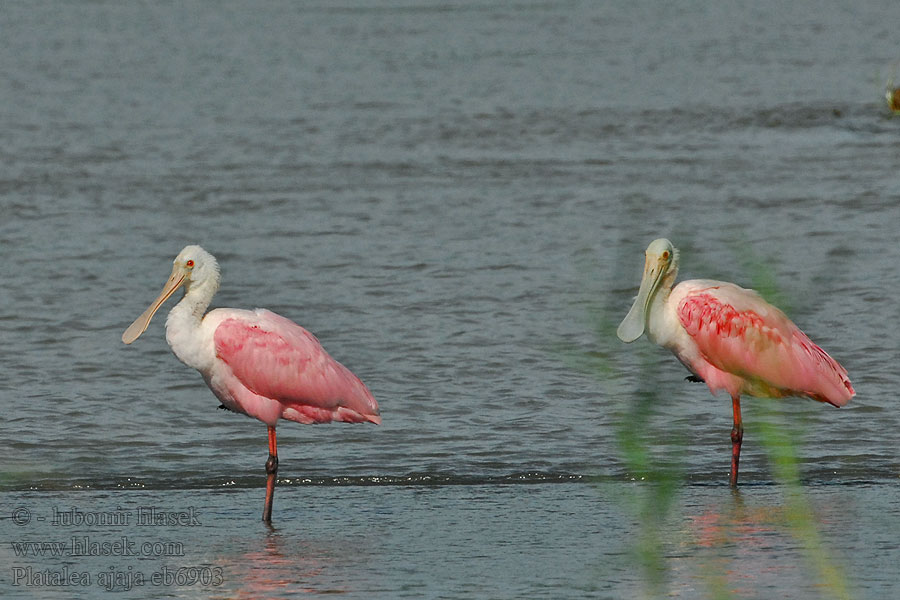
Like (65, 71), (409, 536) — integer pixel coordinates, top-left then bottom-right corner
(2, 1), (899, 598)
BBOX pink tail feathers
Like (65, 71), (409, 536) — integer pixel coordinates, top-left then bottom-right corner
(793, 332), (854, 407)
(281, 400), (381, 425)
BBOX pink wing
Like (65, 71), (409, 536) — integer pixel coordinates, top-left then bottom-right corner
(677, 285), (854, 407)
(214, 309), (380, 424)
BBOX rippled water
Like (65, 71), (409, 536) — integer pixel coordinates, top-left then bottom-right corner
(2, 1), (900, 598)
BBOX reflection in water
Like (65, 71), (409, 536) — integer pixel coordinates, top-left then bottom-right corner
(679, 492), (852, 600)
(683, 493), (783, 598)
(212, 530), (358, 599)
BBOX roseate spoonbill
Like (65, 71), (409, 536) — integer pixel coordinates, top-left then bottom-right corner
(616, 238), (854, 486)
(122, 246), (380, 522)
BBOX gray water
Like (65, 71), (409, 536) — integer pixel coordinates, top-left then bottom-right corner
(2, 1), (900, 598)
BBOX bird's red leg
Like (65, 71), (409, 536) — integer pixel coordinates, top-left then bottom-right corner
(263, 426), (278, 523)
(730, 395), (743, 487)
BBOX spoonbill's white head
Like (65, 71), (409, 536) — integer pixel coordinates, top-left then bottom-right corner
(616, 238), (679, 343)
(122, 245), (220, 344)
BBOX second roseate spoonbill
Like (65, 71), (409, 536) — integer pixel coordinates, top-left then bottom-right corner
(122, 246), (380, 522)
(616, 238), (854, 486)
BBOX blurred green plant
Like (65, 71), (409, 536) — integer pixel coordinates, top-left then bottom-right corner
(756, 401), (852, 600)
(560, 255), (686, 598)
(735, 239), (852, 600)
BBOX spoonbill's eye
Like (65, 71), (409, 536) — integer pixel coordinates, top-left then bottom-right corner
(186, 259), (195, 268)
(661, 251), (670, 260)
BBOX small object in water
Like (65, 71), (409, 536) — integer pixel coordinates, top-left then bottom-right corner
(886, 87), (900, 113)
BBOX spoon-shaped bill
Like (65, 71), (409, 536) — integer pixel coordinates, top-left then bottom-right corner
(122, 267), (186, 344)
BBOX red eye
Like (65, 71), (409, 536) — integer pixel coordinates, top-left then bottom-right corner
(186, 260), (195, 268)
(661, 251), (670, 260)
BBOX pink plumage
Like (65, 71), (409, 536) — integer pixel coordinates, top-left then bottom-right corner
(675, 284), (854, 407)
(617, 238), (854, 486)
(213, 309), (380, 425)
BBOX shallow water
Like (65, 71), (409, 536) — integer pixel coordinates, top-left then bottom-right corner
(4, 483), (898, 599)
(2, 1), (900, 598)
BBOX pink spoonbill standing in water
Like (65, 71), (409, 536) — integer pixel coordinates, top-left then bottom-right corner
(616, 238), (854, 485)
(122, 246), (380, 522)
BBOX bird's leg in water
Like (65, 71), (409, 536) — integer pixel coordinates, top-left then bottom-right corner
(730, 395), (743, 487)
(263, 426), (279, 523)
